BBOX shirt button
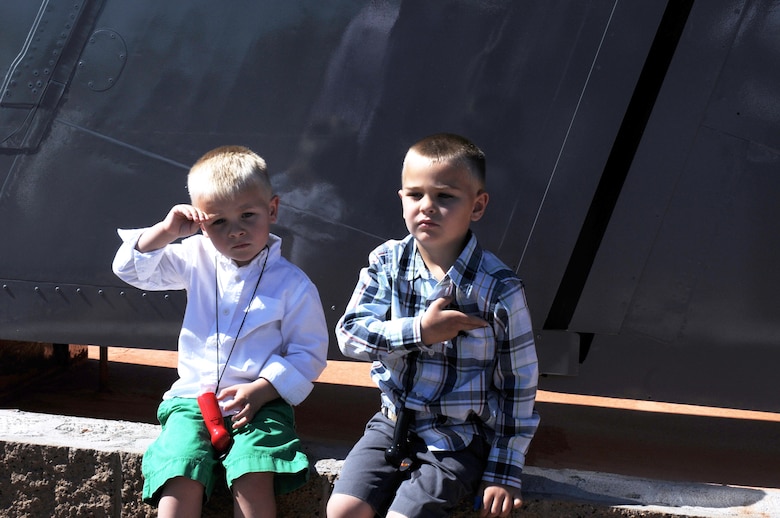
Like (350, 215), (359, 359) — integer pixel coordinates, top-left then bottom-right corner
(223, 309), (229, 315)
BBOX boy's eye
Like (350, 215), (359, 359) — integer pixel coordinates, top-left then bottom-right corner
(210, 218), (226, 226)
(242, 212), (256, 218)
(407, 192), (423, 200)
(438, 193), (454, 199)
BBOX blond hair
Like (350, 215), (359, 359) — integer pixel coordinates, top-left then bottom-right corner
(187, 145), (272, 202)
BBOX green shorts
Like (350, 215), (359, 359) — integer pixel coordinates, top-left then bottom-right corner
(142, 397), (309, 505)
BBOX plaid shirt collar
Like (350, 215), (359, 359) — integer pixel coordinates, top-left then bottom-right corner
(399, 231), (482, 290)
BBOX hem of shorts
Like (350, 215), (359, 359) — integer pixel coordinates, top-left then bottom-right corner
(225, 451), (311, 495)
(142, 458), (216, 506)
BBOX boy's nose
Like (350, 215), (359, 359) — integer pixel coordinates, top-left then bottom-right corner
(228, 223), (246, 237)
(420, 196), (436, 213)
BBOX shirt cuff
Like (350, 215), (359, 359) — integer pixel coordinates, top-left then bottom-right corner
(115, 227), (165, 284)
(259, 355), (314, 406)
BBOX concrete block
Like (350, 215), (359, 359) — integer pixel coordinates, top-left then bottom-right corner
(1, 410), (778, 517)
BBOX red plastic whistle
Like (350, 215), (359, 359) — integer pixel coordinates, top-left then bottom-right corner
(197, 391), (232, 454)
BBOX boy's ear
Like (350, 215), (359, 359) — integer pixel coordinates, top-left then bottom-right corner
(470, 191), (489, 221)
(269, 195), (280, 223)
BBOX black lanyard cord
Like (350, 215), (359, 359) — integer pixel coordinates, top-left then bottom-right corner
(214, 246), (269, 393)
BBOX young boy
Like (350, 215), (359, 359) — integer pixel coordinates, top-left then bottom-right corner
(327, 134), (539, 518)
(112, 145), (328, 517)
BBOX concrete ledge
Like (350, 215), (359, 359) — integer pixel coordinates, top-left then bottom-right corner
(0, 410), (777, 517)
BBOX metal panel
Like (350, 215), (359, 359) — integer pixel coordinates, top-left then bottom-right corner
(1, 0), (664, 359)
(0, 279), (183, 349)
(703, 0), (780, 149)
(510, 1), (668, 319)
(620, 130), (747, 342)
(1, 0), (780, 410)
(571, 0), (765, 339)
(541, 0), (780, 410)
(0, 0), (105, 150)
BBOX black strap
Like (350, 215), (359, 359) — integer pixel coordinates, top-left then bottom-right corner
(385, 350), (419, 470)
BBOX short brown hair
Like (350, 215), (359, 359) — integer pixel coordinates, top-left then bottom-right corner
(407, 133), (486, 188)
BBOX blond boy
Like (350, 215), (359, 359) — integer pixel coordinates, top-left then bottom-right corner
(113, 146), (328, 517)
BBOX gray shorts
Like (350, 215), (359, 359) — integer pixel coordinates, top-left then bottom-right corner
(332, 412), (488, 518)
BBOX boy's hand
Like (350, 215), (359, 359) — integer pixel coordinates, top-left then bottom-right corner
(218, 377), (279, 429)
(162, 204), (210, 239)
(420, 296), (488, 346)
(476, 483), (523, 517)
(136, 204), (210, 253)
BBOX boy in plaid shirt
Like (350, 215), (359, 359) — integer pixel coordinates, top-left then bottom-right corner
(328, 133), (539, 518)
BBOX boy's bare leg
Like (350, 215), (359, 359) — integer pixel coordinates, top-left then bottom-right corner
(326, 493), (377, 518)
(233, 472), (276, 518)
(157, 476), (204, 518)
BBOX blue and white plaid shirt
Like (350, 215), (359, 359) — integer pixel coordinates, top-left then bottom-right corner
(336, 232), (540, 490)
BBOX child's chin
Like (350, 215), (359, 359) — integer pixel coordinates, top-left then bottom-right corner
(412, 230), (439, 242)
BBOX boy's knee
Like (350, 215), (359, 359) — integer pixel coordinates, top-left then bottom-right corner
(326, 493), (375, 518)
(231, 471), (274, 496)
(232, 472), (276, 517)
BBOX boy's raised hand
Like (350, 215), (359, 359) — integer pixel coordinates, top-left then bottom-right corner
(162, 204), (210, 239)
(136, 204), (210, 253)
(420, 296), (488, 346)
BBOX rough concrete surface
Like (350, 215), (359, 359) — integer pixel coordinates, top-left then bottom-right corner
(1, 410), (779, 517)
(1, 345), (778, 517)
